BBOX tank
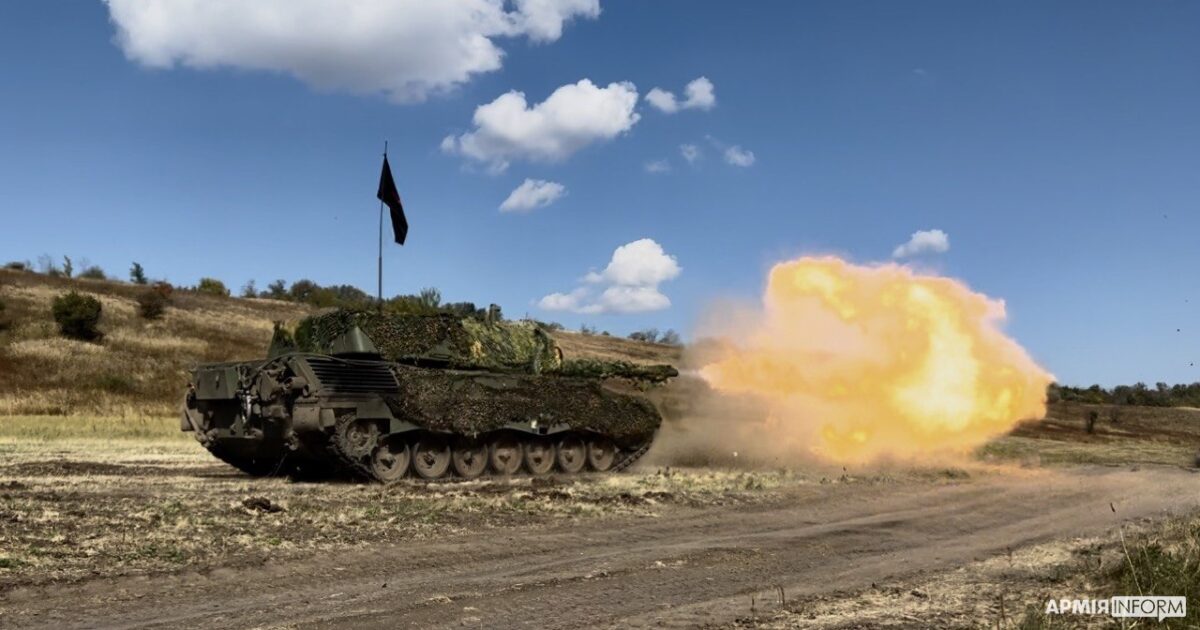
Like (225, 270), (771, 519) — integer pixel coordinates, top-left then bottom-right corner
(181, 309), (677, 482)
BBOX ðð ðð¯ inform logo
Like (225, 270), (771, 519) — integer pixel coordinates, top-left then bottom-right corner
(1045, 596), (1186, 621)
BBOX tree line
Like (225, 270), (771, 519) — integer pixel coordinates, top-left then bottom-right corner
(1049, 382), (1200, 407)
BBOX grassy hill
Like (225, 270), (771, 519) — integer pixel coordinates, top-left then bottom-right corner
(0, 268), (681, 419)
(0, 269), (315, 417)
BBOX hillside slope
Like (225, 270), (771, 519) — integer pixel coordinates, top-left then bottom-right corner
(0, 269), (315, 416)
(0, 269), (681, 418)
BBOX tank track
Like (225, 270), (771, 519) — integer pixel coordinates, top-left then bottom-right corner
(325, 416), (654, 483)
(612, 441), (652, 473)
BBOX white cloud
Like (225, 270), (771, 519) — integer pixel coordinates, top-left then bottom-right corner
(724, 145), (756, 167)
(539, 238), (681, 314)
(537, 287), (590, 312)
(645, 76), (716, 113)
(892, 229), (950, 258)
(680, 144), (701, 163)
(499, 178), (565, 213)
(644, 159), (670, 173)
(102, 0), (599, 103)
(645, 89), (678, 114)
(442, 79), (640, 172)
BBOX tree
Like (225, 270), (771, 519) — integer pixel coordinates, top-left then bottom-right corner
(130, 262), (147, 285)
(196, 277), (230, 297)
(288, 279), (319, 303)
(263, 279), (288, 300)
(418, 287), (442, 309)
(51, 291), (103, 341)
(240, 279), (257, 298)
(659, 329), (682, 345)
(629, 328), (660, 343)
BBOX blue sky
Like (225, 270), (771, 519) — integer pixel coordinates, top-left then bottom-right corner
(2, 1), (1199, 386)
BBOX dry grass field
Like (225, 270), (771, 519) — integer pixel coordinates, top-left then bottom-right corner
(0, 268), (313, 417)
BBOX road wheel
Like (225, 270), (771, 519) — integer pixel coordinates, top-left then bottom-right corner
(339, 419), (380, 461)
(370, 440), (410, 483)
(523, 438), (555, 476)
(411, 436), (451, 480)
(451, 437), (488, 479)
(555, 435), (587, 474)
(488, 435), (523, 475)
(586, 436), (617, 472)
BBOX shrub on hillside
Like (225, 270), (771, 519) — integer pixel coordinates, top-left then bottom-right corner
(4, 261), (29, 271)
(137, 285), (171, 320)
(628, 328), (660, 343)
(78, 265), (106, 280)
(197, 277), (230, 297)
(51, 291), (103, 341)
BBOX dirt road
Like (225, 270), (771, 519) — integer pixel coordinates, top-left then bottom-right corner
(2, 465), (1195, 629)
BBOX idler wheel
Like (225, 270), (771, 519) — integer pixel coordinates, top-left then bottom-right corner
(371, 440), (410, 483)
(451, 437), (488, 479)
(488, 435), (523, 475)
(523, 438), (555, 476)
(586, 437), (617, 472)
(555, 436), (587, 474)
(411, 436), (452, 480)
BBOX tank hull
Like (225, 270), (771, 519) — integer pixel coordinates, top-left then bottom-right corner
(183, 353), (660, 481)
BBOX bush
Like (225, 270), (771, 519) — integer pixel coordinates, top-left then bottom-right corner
(629, 328), (660, 343)
(240, 279), (257, 298)
(4, 261), (28, 271)
(78, 265), (106, 280)
(660, 329), (682, 345)
(196, 277), (230, 297)
(137, 286), (171, 320)
(51, 291), (103, 341)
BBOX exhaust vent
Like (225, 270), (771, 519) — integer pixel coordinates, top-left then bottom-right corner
(304, 357), (400, 394)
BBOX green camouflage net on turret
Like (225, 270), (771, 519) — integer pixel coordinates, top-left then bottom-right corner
(293, 309), (679, 384)
(294, 310), (561, 372)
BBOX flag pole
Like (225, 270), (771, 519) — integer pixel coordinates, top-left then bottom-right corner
(377, 140), (387, 309)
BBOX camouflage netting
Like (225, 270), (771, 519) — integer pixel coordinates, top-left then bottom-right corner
(557, 358), (678, 384)
(293, 309), (679, 384)
(385, 366), (661, 443)
(294, 310), (561, 372)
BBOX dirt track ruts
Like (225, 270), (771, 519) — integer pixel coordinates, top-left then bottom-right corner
(2, 466), (1196, 629)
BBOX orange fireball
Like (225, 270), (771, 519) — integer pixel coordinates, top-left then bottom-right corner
(699, 256), (1052, 464)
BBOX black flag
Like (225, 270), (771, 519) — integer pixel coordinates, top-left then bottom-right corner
(377, 155), (408, 245)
